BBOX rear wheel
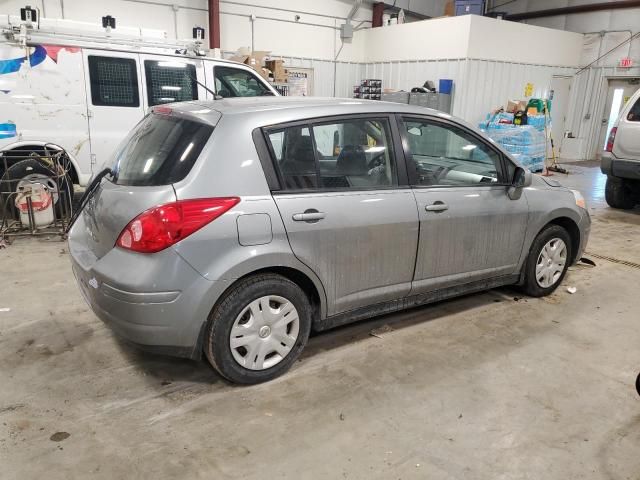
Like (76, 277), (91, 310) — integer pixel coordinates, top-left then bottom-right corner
(521, 225), (572, 297)
(605, 176), (636, 210)
(204, 273), (312, 384)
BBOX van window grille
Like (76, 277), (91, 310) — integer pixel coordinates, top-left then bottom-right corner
(88, 56), (140, 108)
(144, 61), (198, 106)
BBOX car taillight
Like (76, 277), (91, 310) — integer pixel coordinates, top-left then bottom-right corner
(152, 106), (173, 115)
(605, 127), (617, 152)
(116, 197), (240, 253)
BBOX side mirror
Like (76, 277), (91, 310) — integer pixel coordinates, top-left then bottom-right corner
(508, 166), (532, 200)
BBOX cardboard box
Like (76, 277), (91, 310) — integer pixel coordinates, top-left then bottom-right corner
(229, 49), (271, 78)
(265, 59), (287, 83)
(506, 99), (527, 113)
(444, 0), (455, 16)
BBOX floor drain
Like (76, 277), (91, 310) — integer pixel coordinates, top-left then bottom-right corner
(585, 251), (640, 270)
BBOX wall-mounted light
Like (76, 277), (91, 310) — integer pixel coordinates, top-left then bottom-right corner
(102, 15), (116, 30)
(193, 27), (205, 41)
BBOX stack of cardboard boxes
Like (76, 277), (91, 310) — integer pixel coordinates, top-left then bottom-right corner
(265, 60), (288, 84)
(228, 48), (288, 84)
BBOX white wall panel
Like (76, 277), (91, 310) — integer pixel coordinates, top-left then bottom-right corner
(330, 57), (575, 125)
(467, 15), (584, 65)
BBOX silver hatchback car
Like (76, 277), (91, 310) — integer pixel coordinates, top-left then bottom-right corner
(69, 97), (590, 384)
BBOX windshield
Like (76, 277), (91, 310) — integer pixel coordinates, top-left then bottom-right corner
(111, 114), (213, 186)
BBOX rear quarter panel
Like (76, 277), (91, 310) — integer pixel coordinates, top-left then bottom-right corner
(171, 114), (328, 317)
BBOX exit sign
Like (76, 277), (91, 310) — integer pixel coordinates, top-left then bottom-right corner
(620, 57), (633, 68)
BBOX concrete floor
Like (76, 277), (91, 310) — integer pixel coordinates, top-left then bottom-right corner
(1, 162), (639, 480)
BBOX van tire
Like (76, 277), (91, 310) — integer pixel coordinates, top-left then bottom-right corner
(521, 225), (572, 298)
(605, 176), (635, 210)
(0, 158), (74, 220)
(203, 273), (312, 384)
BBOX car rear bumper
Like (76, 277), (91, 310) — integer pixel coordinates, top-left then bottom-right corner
(69, 239), (229, 359)
(601, 154), (640, 180)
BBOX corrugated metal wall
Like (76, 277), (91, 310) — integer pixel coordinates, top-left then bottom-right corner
(223, 50), (577, 129)
(463, 60), (576, 125)
(341, 58), (575, 124)
(566, 65), (640, 160)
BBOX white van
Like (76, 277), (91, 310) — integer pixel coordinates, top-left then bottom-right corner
(0, 15), (278, 197)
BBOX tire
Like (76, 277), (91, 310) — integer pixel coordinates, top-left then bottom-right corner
(0, 158), (74, 220)
(521, 225), (573, 297)
(636, 373), (640, 397)
(605, 176), (636, 210)
(204, 273), (312, 384)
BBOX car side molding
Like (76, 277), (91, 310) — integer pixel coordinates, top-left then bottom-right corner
(315, 274), (520, 331)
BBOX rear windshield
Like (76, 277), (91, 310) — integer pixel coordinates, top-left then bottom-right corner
(112, 114), (213, 186)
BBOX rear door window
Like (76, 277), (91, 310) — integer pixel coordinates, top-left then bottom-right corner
(265, 117), (397, 191)
(112, 114), (213, 186)
(88, 56), (140, 107)
(144, 60), (198, 106)
(214, 66), (271, 97)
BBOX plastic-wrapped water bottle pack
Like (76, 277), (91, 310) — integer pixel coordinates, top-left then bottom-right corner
(479, 117), (547, 173)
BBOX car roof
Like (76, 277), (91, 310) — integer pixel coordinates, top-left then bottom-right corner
(171, 97), (471, 133)
(178, 96), (451, 122)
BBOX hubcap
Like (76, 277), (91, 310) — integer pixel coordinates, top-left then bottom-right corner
(229, 295), (300, 371)
(535, 238), (567, 288)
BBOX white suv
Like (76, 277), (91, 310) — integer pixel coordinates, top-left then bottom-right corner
(601, 88), (640, 209)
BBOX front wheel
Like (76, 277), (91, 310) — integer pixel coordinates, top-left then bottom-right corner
(204, 274), (312, 384)
(521, 225), (572, 297)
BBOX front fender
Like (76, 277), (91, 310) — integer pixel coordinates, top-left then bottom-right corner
(520, 185), (585, 269)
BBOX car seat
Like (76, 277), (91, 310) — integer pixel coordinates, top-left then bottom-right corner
(280, 136), (317, 189)
(336, 145), (367, 175)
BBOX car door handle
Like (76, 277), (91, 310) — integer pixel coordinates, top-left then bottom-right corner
(292, 211), (326, 222)
(425, 202), (448, 212)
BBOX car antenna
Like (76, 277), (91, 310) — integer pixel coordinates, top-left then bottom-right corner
(186, 72), (223, 100)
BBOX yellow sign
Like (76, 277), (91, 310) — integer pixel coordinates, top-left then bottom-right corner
(524, 82), (534, 97)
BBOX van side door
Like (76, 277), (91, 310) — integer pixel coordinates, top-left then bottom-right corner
(83, 50), (144, 173)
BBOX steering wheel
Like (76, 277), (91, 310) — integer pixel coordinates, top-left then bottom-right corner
(417, 164), (449, 184)
(367, 152), (385, 170)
